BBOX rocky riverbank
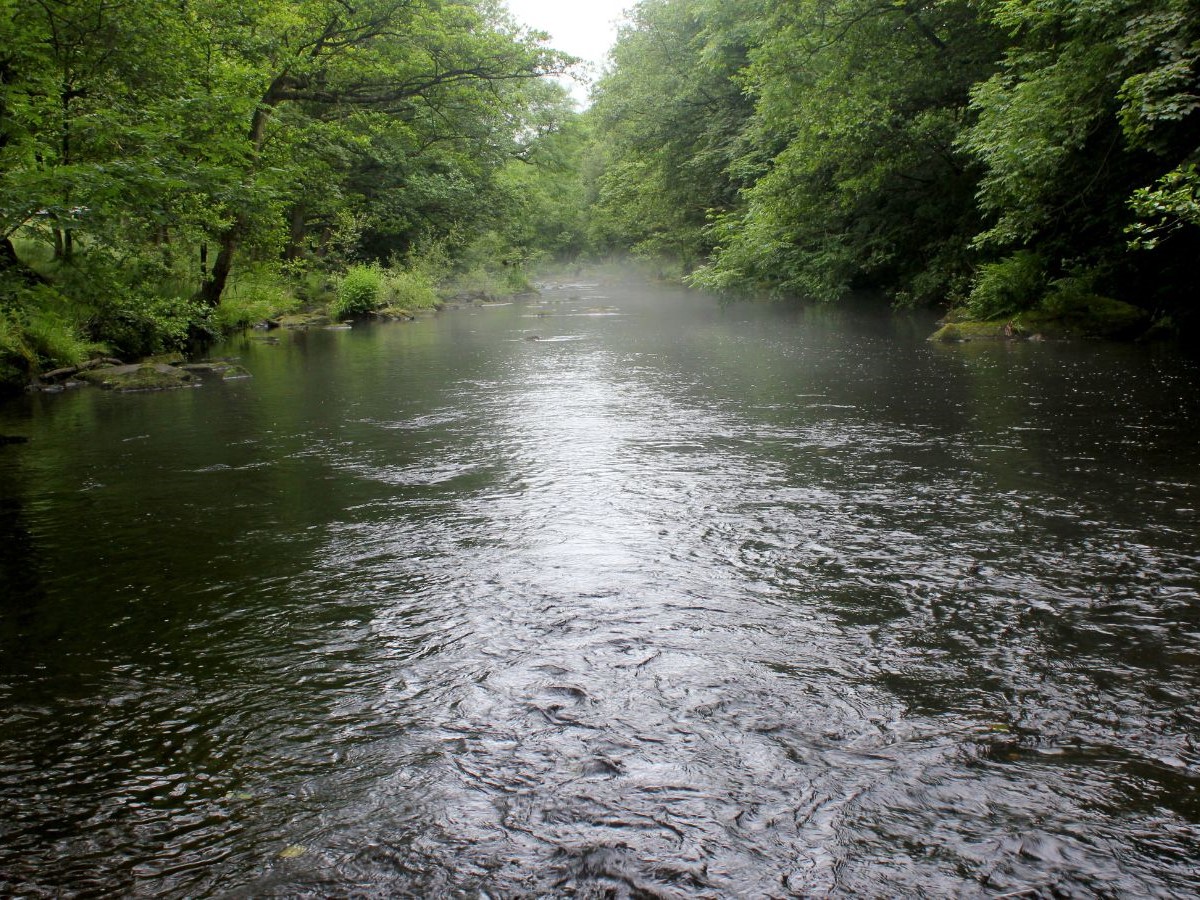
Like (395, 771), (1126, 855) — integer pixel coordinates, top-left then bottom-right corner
(927, 296), (1154, 343)
(27, 358), (251, 394)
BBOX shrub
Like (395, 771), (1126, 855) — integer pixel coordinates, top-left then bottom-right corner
(380, 268), (439, 310)
(403, 238), (452, 285)
(215, 266), (299, 331)
(25, 307), (100, 365)
(330, 265), (383, 319)
(966, 250), (1046, 319)
(0, 287), (104, 388)
(86, 290), (206, 358)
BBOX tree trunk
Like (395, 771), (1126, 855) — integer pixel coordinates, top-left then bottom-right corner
(286, 204), (307, 260)
(195, 75), (288, 307)
(198, 234), (236, 307)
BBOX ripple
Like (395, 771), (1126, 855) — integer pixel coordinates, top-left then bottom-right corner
(1, 284), (1199, 896)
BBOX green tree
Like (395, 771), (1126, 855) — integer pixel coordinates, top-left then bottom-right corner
(587, 0), (760, 272)
(961, 0), (1200, 318)
(190, 0), (566, 306)
(694, 0), (1002, 303)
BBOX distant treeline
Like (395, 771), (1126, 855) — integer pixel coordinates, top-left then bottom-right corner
(573, 0), (1199, 329)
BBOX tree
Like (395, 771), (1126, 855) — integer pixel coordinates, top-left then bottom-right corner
(587, 0), (761, 271)
(961, 0), (1200, 318)
(190, 0), (566, 305)
(693, 0), (1002, 303)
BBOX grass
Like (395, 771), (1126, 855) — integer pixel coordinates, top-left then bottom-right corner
(214, 266), (301, 331)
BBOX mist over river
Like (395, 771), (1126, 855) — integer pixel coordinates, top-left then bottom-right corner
(2, 273), (1199, 897)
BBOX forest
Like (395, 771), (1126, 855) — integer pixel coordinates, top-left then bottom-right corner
(2, 0), (1198, 391)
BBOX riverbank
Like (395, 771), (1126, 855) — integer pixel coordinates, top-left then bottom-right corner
(926, 294), (1163, 344)
(0, 248), (538, 397)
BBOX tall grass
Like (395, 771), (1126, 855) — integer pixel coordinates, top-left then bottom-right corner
(214, 265), (300, 330)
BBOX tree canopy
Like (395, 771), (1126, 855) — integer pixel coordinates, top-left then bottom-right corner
(0, 0), (573, 380)
(569, 0), (1200, 330)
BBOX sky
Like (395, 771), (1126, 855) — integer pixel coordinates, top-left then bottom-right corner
(503, 0), (631, 105)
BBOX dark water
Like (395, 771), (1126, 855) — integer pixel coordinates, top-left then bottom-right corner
(2, 274), (1199, 898)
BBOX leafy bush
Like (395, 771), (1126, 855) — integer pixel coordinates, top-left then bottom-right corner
(15, 250), (208, 358)
(380, 268), (439, 310)
(292, 268), (336, 307)
(25, 307), (101, 365)
(0, 287), (104, 389)
(87, 291), (206, 358)
(966, 251), (1046, 319)
(330, 265), (383, 319)
(215, 266), (299, 331)
(0, 313), (27, 390)
(403, 238), (452, 285)
(441, 230), (536, 299)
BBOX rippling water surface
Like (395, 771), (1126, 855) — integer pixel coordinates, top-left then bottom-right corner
(2, 274), (1199, 897)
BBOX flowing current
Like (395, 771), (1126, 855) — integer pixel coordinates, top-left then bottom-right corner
(1, 274), (1199, 897)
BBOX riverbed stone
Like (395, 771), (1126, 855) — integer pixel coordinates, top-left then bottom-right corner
(179, 360), (252, 379)
(274, 312), (331, 328)
(75, 363), (195, 392)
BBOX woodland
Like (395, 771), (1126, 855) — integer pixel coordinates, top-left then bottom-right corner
(1, 0), (1198, 389)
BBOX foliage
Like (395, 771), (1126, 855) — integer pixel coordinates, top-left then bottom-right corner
(331, 266), (385, 319)
(442, 231), (535, 297)
(1128, 165), (1200, 249)
(0, 0), (578, 376)
(0, 284), (103, 385)
(966, 251), (1046, 320)
(380, 269), (439, 311)
(213, 267), (300, 331)
(577, 0), (1199, 328)
(960, 0), (1200, 318)
(586, 0), (760, 273)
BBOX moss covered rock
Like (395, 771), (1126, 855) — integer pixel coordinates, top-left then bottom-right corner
(274, 312), (331, 329)
(76, 363), (194, 392)
(1033, 293), (1148, 339)
(928, 321), (1016, 342)
(930, 295), (1150, 342)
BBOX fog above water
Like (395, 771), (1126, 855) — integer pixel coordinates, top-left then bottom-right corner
(2, 272), (1199, 897)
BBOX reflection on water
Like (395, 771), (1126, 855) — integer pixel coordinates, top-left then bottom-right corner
(1, 274), (1199, 897)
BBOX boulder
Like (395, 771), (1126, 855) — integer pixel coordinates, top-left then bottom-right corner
(75, 363), (194, 392)
(930, 296), (1150, 343)
(180, 361), (252, 380)
(273, 312), (331, 328)
(928, 321), (1015, 342)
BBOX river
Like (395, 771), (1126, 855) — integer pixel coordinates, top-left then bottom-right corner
(1, 272), (1199, 897)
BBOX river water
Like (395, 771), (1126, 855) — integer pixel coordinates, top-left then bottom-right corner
(1, 273), (1199, 897)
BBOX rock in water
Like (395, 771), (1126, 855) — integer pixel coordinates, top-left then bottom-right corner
(75, 363), (195, 392)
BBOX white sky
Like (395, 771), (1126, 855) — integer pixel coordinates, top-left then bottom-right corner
(503, 0), (631, 105)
